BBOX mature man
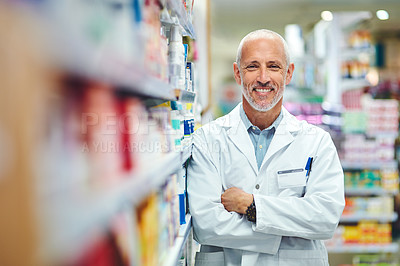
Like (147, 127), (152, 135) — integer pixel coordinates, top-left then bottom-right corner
(187, 29), (345, 265)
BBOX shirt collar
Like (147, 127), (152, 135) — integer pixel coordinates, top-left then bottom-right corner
(240, 105), (283, 131)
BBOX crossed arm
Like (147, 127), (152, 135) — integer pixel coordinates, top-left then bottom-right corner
(221, 187), (253, 214)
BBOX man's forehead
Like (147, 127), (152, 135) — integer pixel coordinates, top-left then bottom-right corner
(243, 36), (280, 46)
(241, 39), (284, 62)
(242, 38), (282, 53)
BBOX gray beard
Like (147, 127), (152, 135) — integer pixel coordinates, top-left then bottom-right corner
(242, 82), (284, 112)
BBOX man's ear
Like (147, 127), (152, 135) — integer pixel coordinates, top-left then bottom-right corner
(233, 62), (242, 85)
(285, 63), (295, 85)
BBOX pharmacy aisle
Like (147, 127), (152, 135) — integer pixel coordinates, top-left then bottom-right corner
(293, 12), (400, 266)
(0, 0), (207, 265)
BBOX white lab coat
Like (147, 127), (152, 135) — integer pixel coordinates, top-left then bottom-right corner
(187, 103), (345, 266)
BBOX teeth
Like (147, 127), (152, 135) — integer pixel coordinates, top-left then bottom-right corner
(255, 88), (272, 92)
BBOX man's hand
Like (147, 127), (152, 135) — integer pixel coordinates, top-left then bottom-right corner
(221, 187), (253, 214)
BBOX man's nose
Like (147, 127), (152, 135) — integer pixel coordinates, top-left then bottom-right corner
(257, 81), (269, 87)
(257, 67), (271, 84)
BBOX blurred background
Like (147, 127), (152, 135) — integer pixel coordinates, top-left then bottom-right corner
(210, 0), (400, 117)
(1, 0), (400, 265)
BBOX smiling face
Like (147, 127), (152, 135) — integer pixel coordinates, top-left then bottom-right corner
(234, 37), (294, 113)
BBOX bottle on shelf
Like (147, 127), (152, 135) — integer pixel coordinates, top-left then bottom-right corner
(168, 23), (186, 90)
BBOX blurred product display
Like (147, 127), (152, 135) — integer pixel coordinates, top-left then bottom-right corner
(0, 0), (201, 265)
(280, 11), (400, 266)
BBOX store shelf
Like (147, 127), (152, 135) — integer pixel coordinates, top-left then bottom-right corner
(61, 45), (176, 101)
(327, 243), (399, 253)
(341, 78), (370, 91)
(340, 47), (375, 59)
(365, 131), (399, 138)
(340, 213), (398, 223)
(44, 7), (177, 103)
(40, 150), (185, 262)
(341, 160), (397, 170)
(163, 214), (192, 266)
(345, 187), (399, 196)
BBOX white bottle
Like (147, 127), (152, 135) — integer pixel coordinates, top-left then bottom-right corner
(168, 24), (185, 90)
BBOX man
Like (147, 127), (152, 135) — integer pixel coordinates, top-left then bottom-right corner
(187, 29), (345, 265)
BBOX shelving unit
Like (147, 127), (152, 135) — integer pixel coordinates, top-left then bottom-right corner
(345, 187), (399, 196)
(52, 41), (176, 101)
(0, 1), (202, 265)
(42, 0), (199, 103)
(310, 12), (400, 263)
(339, 47), (375, 59)
(341, 79), (371, 92)
(341, 160), (398, 170)
(336, 160), (400, 258)
(339, 46), (374, 92)
(163, 214), (193, 266)
(40, 147), (192, 256)
(328, 243), (399, 253)
(340, 213), (398, 223)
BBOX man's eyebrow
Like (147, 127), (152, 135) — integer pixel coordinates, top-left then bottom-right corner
(242, 60), (259, 66)
(243, 60), (283, 64)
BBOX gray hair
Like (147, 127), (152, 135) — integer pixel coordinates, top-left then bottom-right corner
(236, 29), (291, 70)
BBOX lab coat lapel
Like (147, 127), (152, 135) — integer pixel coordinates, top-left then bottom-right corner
(225, 105), (258, 175)
(262, 108), (300, 166)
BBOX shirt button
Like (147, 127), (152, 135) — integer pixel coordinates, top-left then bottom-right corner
(252, 126), (256, 130)
(259, 145), (262, 149)
(255, 184), (260, 189)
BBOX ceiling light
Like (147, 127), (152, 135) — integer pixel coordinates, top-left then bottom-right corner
(376, 10), (389, 20)
(321, 11), (333, 21)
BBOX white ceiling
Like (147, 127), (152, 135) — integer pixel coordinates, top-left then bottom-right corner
(210, 0), (400, 37)
(211, 0), (400, 39)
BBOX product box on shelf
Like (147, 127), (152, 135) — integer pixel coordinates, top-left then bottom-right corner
(283, 102), (323, 126)
(340, 98), (399, 165)
(343, 196), (394, 217)
(381, 168), (400, 192)
(352, 254), (399, 265)
(325, 221), (393, 248)
(344, 170), (381, 189)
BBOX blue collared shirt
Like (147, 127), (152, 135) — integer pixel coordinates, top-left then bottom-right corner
(240, 106), (283, 169)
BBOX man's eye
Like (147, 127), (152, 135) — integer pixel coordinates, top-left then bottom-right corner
(246, 65), (258, 70)
(269, 65), (281, 69)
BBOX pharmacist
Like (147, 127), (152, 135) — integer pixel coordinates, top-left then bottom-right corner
(187, 29), (345, 266)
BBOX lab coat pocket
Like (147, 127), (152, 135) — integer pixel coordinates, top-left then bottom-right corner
(278, 249), (328, 266)
(194, 251), (224, 266)
(277, 169), (306, 197)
